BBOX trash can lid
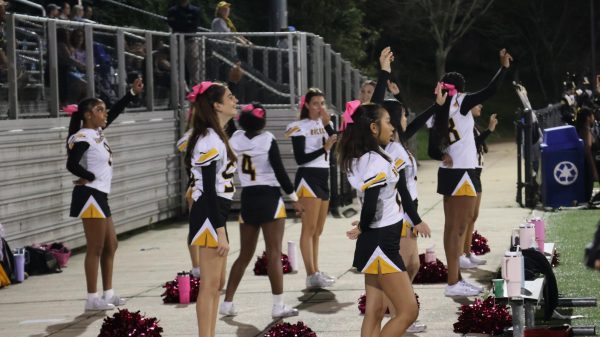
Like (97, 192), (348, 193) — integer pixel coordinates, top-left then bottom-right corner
(541, 125), (582, 150)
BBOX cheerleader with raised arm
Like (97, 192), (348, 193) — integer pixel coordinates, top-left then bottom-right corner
(184, 82), (238, 337)
(219, 102), (304, 318)
(340, 102), (428, 337)
(286, 88), (338, 288)
(66, 78), (143, 311)
(460, 106), (497, 268)
(428, 49), (512, 297)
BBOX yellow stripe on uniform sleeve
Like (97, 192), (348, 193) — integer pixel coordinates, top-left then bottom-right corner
(177, 140), (188, 153)
(285, 126), (301, 138)
(394, 158), (406, 171)
(361, 172), (387, 191)
(196, 148), (219, 165)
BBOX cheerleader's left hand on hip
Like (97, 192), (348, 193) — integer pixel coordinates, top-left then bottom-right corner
(73, 178), (89, 186)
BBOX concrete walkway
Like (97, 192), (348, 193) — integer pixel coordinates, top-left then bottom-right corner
(0, 142), (531, 337)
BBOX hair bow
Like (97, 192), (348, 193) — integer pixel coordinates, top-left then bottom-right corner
(63, 104), (78, 116)
(187, 81), (214, 102)
(439, 82), (457, 96)
(340, 100), (361, 131)
(241, 104), (265, 119)
(298, 95), (306, 112)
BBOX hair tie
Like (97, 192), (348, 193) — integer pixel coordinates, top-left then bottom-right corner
(241, 104), (265, 119)
(298, 95), (306, 112)
(63, 104), (78, 116)
(439, 82), (457, 96)
(187, 81), (215, 102)
(340, 100), (361, 131)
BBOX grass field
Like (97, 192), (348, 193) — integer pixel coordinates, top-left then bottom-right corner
(545, 208), (600, 326)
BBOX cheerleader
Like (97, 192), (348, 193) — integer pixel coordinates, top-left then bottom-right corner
(219, 102), (303, 318)
(340, 103), (427, 337)
(460, 106), (497, 268)
(286, 88), (337, 288)
(428, 49), (511, 297)
(66, 78), (144, 311)
(184, 82), (237, 337)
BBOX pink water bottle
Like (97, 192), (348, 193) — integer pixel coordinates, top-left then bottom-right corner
(519, 223), (535, 249)
(530, 217), (545, 252)
(501, 250), (524, 297)
(177, 272), (190, 304)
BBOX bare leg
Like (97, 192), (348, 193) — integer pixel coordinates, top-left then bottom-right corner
(464, 193), (482, 256)
(262, 219), (285, 295)
(82, 218), (107, 293)
(197, 246), (226, 337)
(313, 199), (329, 272)
(224, 223), (260, 301)
(211, 255), (227, 337)
(444, 196), (477, 285)
(100, 217), (118, 291)
(299, 197), (321, 276)
(362, 274), (385, 337)
(379, 272), (418, 337)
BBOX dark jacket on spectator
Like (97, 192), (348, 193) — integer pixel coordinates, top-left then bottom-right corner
(167, 3), (201, 33)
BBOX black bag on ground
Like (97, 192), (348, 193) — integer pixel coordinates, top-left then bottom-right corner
(522, 248), (558, 320)
(1, 238), (15, 281)
(25, 246), (61, 275)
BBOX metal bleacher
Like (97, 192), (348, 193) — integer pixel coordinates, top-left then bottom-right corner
(0, 12), (366, 249)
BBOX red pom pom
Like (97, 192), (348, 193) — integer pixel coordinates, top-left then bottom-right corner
(160, 274), (201, 304)
(98, 309), (163, 337)
(414, 254), (448, 284)
(264, 321), (316, 337)
(253, 251), (293, 275)
(357, 293), (391, 315)
(453, 296), (512, 335)
(471, 230), (491, 256)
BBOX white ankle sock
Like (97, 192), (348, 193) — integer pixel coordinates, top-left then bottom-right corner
(103, 289), (114, 299)
(272, 294), (284, 306)
(191, 267), (200, 277)
(87, 293), (99, 301)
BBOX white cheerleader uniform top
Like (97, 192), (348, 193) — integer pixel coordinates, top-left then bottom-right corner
(189, 128), (236, 201)
(347, 151), (403, 229)
(385, 141), (418, 201)
(229, 130), (280, 188)
(285, 118), (332, 168)
(67, 128), (113, 194)
(441, 94), (478, 169)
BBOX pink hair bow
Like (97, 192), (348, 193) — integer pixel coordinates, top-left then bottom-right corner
(298, 95), (306, 112)
(63, 104), (78, 116)
(340, 100), (361, 131)
(440, 82), (457, 96)
(187, 81), (214, 102)
(241, 104), (265, 119)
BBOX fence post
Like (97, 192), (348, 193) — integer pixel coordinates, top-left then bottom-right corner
(47, 19), (59, 117)
(324, 44), (332, 107)
(199, 36), (206, 81)
(287, 33), (295, 107)
(178, 34), (186, 104)
(334, 53), (342, 112)
(298, 32), (308, 94)
(116, 30), (126, 97)
(84, 24), (95, 97)
(6, 14), (19, 119)
(169, 34), (179, 110)
(344, 60), (351, 104)
(144, 32), (154, 111)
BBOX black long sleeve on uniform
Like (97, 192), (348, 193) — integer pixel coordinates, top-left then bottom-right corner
(200, 162), (222, 229)
(427, 128), (444, 161)
(324, 124), (336, 136)
(106, 91), (134, 127)
(402, 104), (440, 141)
(291, 136), (326, 165)
(397, 169), (421, 226)
(268, 139), (295, 195)
(460, 66), (508, 114)
(475, 129), (492, 147)
(358, 185), (382, 233)
(66, 142), (96, 181)
(371, 70), (390, 104)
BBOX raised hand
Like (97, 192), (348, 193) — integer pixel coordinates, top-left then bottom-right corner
(387, 80), (400, 96)
(499, 49), (513, 68)
(488, 113), (498, 132)
(379, 47), (394, 73)
(434, 82), (448, 106)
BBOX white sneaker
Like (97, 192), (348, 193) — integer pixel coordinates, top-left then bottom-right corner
(219, 301), (238, 316)
(317, 271), (336, 281)
(406, 322), (427, 333)
(306, 273), (334, 289)
(459, 255), (478, 269)
(444, 282), (481, 297)
(468, 255), (487, 265)
(85, 297), (116, 311)
(103, 294), (126, 306)
(460, 280), (484, 293)
(272, 304), (299, 318)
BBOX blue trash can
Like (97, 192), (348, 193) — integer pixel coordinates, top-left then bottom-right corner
(540, 125), (585, 208)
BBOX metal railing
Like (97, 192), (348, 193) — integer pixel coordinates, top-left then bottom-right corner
(3, 13), (366, 120)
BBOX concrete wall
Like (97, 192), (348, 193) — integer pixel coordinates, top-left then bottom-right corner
(0, 111), (184, 249)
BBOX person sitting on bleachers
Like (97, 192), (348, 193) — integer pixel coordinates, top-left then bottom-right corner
(59, 1), (71, 20)
(46, 3), (61, 19)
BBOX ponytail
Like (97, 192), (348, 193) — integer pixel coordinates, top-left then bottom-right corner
(66, 98), (102, 149)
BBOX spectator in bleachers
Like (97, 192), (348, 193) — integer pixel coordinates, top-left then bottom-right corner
(211, 1), (251, 45)
(167, 0), (201, 85)
(46, 3), (61, 19)
(125, 39), (146, 73)
(71, 5), (85, 21)
(84, 5), (93, 21)
(59, 1), (71, 20)
(57, 28), (86, 106)
(70, 29), (86, 64)
(358, 80), (376, 104)
(153, 42), (171, 89)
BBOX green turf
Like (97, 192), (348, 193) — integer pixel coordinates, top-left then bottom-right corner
(545, 209), (600, 326)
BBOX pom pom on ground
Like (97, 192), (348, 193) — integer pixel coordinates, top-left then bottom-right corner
(471, 230), (491, 256)
(453, 296), (512, 335)
(98, 309), (163, 337)
(160, 274), (200, 304)
(253, 251), (292, 275)
(264, 321), (316, 337)
(414, 254), (448, 284)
